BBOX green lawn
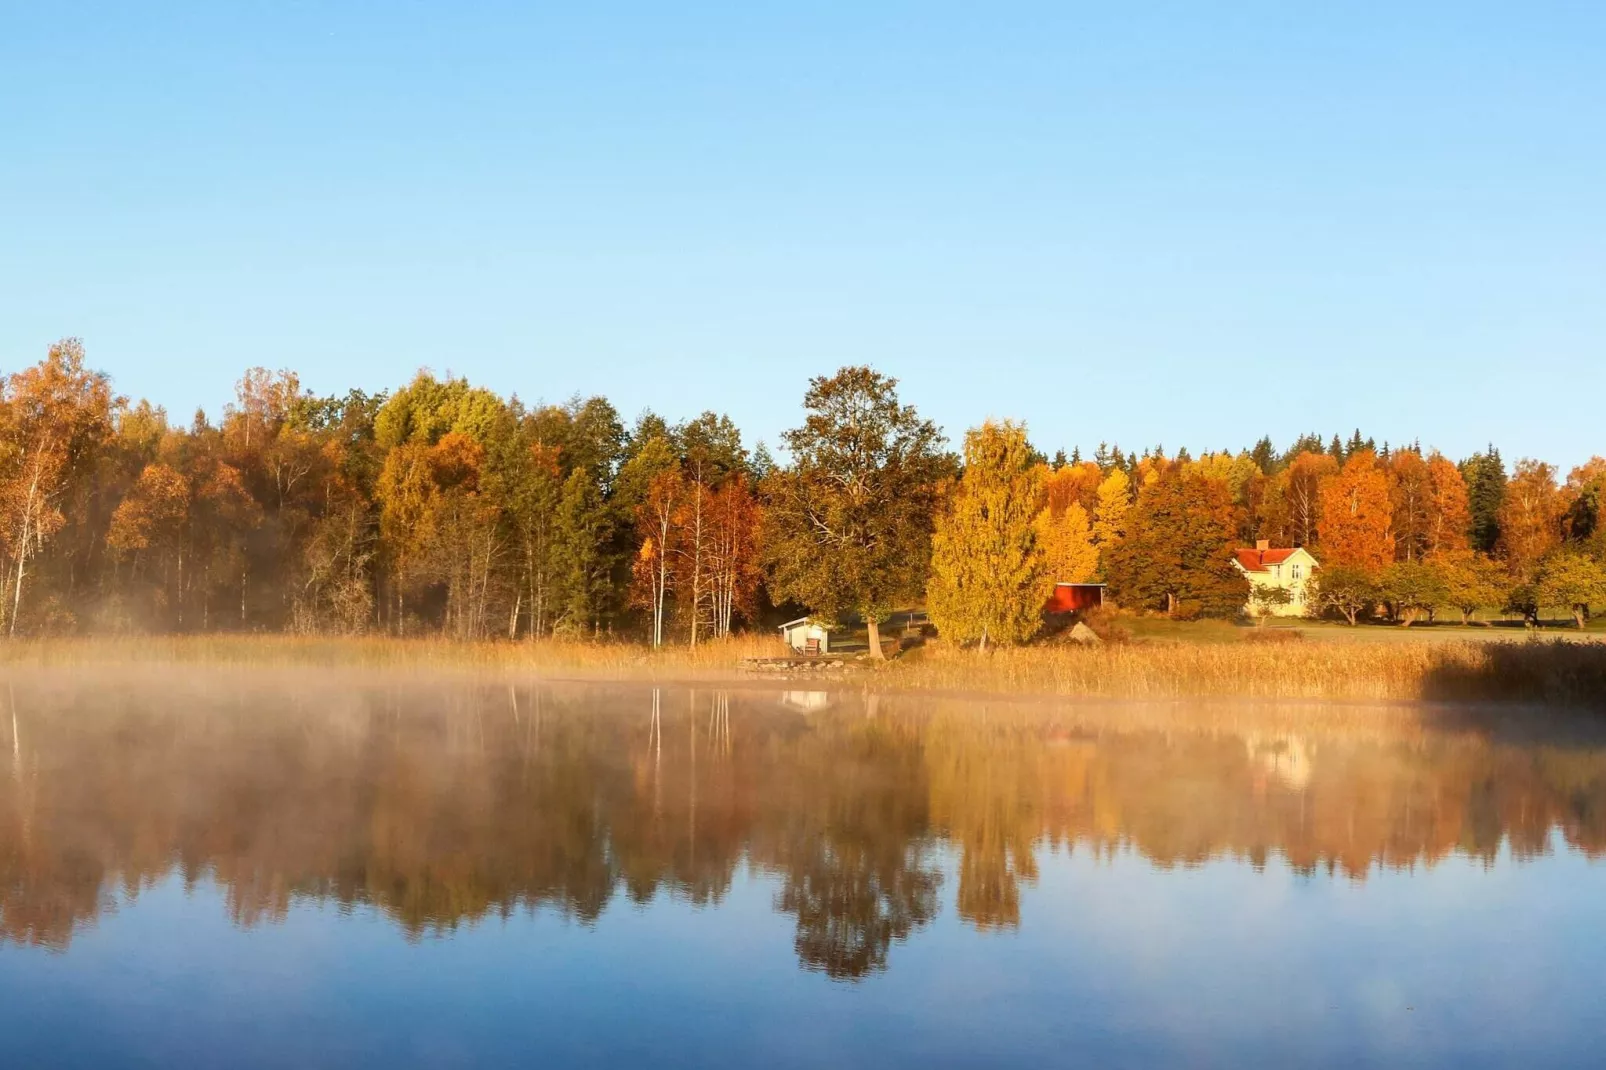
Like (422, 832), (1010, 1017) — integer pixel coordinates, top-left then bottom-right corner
(838, 607), (1606, 652)
(1143, 615), (1605, 644)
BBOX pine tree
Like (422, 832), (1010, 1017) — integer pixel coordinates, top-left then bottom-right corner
(927, 421), (1046, 648)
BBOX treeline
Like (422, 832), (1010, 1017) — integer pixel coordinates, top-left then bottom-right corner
(930, 419), (1605, 637)
(0, 340), (1602, 642)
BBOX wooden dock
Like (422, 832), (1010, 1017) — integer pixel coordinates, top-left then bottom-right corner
(740, 656), (856, 676)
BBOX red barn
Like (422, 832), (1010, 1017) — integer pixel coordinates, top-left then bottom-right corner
(1045, 583), (1106, 614)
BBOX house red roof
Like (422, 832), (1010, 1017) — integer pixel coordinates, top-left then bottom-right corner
(1234, 547), (1300, 573)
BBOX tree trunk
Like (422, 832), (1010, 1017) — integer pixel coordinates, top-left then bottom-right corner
(866, 616), (884, 659)
(1575, 606), (1588, 629)
(9, 552), (26, 638)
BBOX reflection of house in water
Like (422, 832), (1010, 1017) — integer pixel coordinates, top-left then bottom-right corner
(779, 691), (833, 713)
(1246, 735), (1313, 791)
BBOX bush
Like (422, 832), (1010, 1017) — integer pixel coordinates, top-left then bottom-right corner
(1243, 629), (1303, 645)
(1078, 605), (1131, 644)
(1171, 600), (1205, 622)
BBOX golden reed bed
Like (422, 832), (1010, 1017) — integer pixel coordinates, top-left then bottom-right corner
(883, 639), (1606, 707)
(0, 633), (1600, 707)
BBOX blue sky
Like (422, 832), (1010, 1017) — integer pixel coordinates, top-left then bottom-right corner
(2, 3), (1602, 466)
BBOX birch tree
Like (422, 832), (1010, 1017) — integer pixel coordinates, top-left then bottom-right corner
(0, 341), (115, 635)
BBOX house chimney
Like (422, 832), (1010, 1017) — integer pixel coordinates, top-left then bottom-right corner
(1256, 539), (1270, 553)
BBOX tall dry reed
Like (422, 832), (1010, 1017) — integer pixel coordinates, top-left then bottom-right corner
(879, 639), (1606, 707)
(0, 633), (786, 678)
(0, 633), (1600, 707)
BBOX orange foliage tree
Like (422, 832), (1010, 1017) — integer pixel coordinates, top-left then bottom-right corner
(1388, 449), (1433, 562)
(1318, 450), (1395, 573)
(1262, 451), (1336, 549)
(0, 340), (116, 634)
(706, 474), (762, 639)
(1424, 452), (1471, 559)
(1497, 460), (1562, 576)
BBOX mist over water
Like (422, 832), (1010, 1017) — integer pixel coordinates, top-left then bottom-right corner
(2, 672), (1605, 1067)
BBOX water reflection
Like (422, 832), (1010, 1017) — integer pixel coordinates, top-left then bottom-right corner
(3, 672), (1605, 980)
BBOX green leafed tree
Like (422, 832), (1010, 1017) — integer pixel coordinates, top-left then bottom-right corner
(927, 420), (1046, 648)
(1535, 551), (1606, 628)
(1310, 564), (1380, 626)
(1379, 560), (1448, 627)
(761, 367), (950, 658)
(1437, 551), (1506, 625)
(555, 467), (615, 634)
(1246, 582), (1293, 625)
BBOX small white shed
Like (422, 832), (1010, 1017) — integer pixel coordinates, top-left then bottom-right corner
(779, 617), (830, 655)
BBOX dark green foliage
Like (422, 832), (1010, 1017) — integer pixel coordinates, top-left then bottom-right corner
(762, 367), (951, 643)
(1250, 436), (1278, 476)
(1104, 467), (1248, 618)
(1461, 447), (1507, 554)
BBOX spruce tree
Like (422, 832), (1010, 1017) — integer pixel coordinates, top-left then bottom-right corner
(1250, 436), (1277, 476)
(1104, 467), (1249, 617)
(1462, 447), (1507, 554)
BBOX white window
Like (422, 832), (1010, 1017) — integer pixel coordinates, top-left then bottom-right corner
(1291, 563), (1302, 580)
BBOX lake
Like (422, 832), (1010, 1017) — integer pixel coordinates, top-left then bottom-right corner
(2, 670), (1604, 1067)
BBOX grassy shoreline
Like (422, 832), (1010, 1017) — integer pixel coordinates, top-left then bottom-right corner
(0, 631), (1602, 708)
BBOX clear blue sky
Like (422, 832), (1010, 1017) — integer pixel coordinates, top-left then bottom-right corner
(3, 3), (1602, 467)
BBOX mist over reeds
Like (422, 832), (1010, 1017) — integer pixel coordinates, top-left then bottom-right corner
(1, 634), (1601, 708)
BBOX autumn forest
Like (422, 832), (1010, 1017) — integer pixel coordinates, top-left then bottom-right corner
(2, 339), (1603, 645)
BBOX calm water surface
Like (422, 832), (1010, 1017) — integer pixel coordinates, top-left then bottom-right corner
(2, 672), (1604, 1067)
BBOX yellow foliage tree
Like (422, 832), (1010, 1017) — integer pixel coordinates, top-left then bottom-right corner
(1036, 501), (1098, 584)
(1091, 469), (1131, 572)
(928, 420), (1045, 648)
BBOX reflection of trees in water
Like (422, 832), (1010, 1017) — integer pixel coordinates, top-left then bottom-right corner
(759, 723), (941, 978)
(3, 679), (1606, 977)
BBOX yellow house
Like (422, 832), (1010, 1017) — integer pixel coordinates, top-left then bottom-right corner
(1233, 541), (1319, 617)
